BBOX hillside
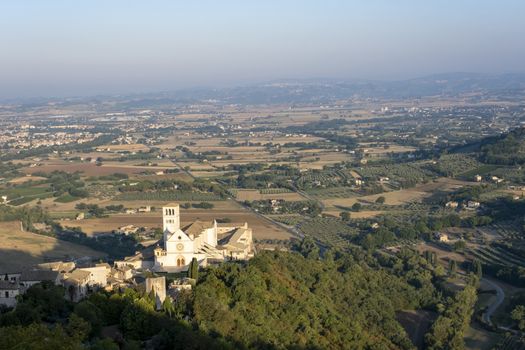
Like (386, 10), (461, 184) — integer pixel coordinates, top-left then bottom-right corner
(192, 250), (433, 349)
(479, 127), (525, 165)
(0, 221), (106, 271)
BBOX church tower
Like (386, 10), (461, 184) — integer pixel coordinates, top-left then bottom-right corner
(163, 204), (180, 237)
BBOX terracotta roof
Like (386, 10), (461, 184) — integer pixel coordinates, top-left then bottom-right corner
(64, 270), (91, 283)
(183, 220), (213, 237)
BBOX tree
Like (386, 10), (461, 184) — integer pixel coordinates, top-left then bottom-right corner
(471, 259), (483, 278)
(0, 323), (83, 349)
(298, 236), (319, 259)
(90, 338), (119, 350)
(188, 257), (199, 280)
(511, 305), (525, 331)
(351, 202), (362, 212)
(375, 196), (386, 204)
(66, 313), (91, 342)
(73, 301), (103, 337)
(449, 260), (457, 276)
(162, 297), (175, 318)
(339, 211), (351, 221)
(453, 240), (466, 252)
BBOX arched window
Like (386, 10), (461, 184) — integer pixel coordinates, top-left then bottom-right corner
(177, 257), (185, 266)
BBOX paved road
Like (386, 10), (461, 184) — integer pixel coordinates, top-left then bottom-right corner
(482, 278), (505, 326)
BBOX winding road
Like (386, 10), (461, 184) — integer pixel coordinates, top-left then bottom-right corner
(481, 278), (505, 326)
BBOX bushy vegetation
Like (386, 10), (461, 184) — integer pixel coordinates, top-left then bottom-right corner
(480, 127), (525, 165)
(246, 200), (321, 216)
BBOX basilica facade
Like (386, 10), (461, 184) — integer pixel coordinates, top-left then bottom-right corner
(153, 203), (254, 272)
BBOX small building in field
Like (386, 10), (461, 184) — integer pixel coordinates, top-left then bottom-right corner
(445, 201), (459, 209)
(466, 201), (481, 209)
(434, 232), (449, 242)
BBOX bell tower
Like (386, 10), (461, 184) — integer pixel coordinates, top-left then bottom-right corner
(163, 204), (180, 236)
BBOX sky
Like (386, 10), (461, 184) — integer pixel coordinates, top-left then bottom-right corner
(0, 0), (524, 99)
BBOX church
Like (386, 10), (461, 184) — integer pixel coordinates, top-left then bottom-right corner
(153, 203), (254, 272)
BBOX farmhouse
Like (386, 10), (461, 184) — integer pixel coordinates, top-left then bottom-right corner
(153, 203), (254, 272)
(434, 232), (449, 242)
(445, 201), (459, 209)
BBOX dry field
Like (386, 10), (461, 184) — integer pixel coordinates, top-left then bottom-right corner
(8, 175), (48, 184)
(360, 144), (418, 155)
(322, 177), (474, 210)
(59, 202), (292, 240)
(99, 143), (150, 152)
(23, 160), (184, 177)
(235, 189), (306, 202)
(0, 221), (105, 271)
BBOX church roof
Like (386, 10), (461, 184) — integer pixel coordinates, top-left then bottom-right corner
(183, 220), (214, 237)
(218, 227), (251, 251)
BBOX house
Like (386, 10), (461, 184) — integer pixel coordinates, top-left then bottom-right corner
(474, 175), (482, 182)
(434, 232), (449, 242)
(138, 206), (151, 213)
(112, 265), (133, 281)
(76, 212), (85, 220)
(491, 176), (503, 183)
(0, 280), (20, 308)
(37, 261), (76, 273)
(117, 225), (139, 235)
(63, 270), (91, 302)
(168, 278), (194, 299)
(445, 201), (459, 209)
(77, 265), (111, 288)
(1, 272), (21, 283)
(466, 201), (481, 209)
(19, 270), (60, 291)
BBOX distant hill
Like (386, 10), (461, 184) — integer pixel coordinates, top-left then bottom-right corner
(6, 72), (525, 107)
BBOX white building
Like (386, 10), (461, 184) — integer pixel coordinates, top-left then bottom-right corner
(0, 280), (20, 308)
(153, 203), (254, 272)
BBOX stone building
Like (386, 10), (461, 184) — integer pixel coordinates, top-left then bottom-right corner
(153, 203), (254, 272)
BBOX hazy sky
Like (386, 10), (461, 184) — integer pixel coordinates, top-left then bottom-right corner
(1, 0), (524, 98)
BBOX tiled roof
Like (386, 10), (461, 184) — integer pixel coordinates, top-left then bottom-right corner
(20, 270), (59, 282)
(182, 220), (213, 237)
